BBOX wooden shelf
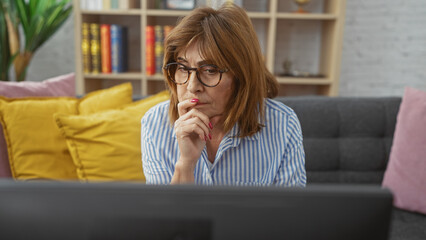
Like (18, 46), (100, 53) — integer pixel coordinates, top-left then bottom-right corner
(146, 74), (165, 81)
(276, 13), (337, 20)
(145, 9), (190, 17)
(247, 12), (271, 19)
(74, 0), (346, 96)
(277, 77), (332, 85)
(84, 72), (142, 80)
(81, 9), (142, 15)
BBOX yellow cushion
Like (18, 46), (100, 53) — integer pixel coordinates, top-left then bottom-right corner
(54, 90), (169, 182)
(0, 83), (133, 180)
(0, 97), (78, 179)
(78, 82), (133, 114)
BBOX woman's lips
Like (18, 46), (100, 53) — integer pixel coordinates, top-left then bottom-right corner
(193, 103), (206, 108)
(189, 99), (207, 105)
(188, 102), (206, 112)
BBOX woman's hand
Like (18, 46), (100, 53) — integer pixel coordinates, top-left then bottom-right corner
(171, 98), (212, 184)
(174, 98), (212, 169)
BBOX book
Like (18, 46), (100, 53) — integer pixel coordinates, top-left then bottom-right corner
(110, 0), (119, 9)
(89, 23), (101, 74)
(145, 25), (155, 75)
(154, 25), (164, 74)
(110, 24), (127, 73)
(95, 0), (103, 10)
(86, 1), (95, 10)
(100, 24), (112, 73)
(86, 0), (103, 10)
(81, 23), (91, 73)
(102, 0), (111, 10)
(119, 0), (129, 9)
(119, 0), (138, 9)
(166, 0), (195, 9)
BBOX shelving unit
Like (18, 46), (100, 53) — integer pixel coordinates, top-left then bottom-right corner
(74, 0), (346, 96)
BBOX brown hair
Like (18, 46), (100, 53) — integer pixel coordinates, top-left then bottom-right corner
(163, 3), (278, 138)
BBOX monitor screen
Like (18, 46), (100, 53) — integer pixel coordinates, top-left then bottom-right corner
(0, 181), (393, 240)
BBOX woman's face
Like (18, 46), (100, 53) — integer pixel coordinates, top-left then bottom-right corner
(176, 42), (234, 121)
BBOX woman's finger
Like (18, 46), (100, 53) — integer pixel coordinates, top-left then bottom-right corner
(175, 123), (208, 141)
(178, 108), (211, 131)
(175, 115), (210, 140)
(177, 98), (199, 117)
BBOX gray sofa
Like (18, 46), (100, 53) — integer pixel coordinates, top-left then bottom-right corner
(278, 97), (426, 240)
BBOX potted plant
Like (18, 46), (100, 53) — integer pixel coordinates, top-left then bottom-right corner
(0, 1), (13, 81)
(0, 0), (72, 81)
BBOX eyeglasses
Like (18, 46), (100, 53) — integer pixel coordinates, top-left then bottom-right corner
(164, 62), (229, 87)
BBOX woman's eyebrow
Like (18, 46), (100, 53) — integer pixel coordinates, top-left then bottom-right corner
(177, 57), (210, 66)
(177, 57), (188, 63)
(197, 60), (209, 65)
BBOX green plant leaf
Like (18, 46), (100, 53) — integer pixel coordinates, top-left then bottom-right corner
(25, 15), (45, 51)
(15, 0), (29, 34)
(31, 3), (72, 52)
(1, 0), (18, 28)
(29, 0), (54, 21)
(0, 1), (11, 81)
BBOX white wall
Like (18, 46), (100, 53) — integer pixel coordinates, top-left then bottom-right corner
(26, 1), (426, 97)
(340, 0), (426, 96)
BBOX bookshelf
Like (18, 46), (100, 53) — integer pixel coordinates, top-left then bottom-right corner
(74, 0), (346, 96)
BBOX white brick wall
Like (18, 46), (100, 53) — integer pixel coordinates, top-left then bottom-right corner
(25, 1), (426, 97)
(340, 0), (426, 96)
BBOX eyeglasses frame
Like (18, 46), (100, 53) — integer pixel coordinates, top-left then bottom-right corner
(164, 62), (229, 87)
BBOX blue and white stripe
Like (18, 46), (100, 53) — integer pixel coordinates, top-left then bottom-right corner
(141, 98), (306, 186)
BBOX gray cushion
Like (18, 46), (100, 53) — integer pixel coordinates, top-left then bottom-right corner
(276, 97), (401, 184)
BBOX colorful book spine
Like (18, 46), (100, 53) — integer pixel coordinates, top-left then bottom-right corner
(89, 23), (101, 74)
(154, 25), (164, 74)
(145, 25), (155, 76)
(81, 23), (91, 73)
(110, 24), (127, 73)
(100, 24), (112, 73)
(110, 0), (119, 9)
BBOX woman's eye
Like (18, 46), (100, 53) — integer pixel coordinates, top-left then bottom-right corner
(177, 66), (187, 72)
(204, 68), (218, 74)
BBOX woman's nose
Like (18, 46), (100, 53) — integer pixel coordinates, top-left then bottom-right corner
(187, 71), (202, 92)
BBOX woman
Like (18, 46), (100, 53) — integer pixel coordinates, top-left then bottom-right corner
(141, 3), (306, 186)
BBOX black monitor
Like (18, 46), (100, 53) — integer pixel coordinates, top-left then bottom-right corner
(0, 181), (393, 240)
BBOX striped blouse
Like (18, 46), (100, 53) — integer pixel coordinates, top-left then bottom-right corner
(141, 98), (306, 186)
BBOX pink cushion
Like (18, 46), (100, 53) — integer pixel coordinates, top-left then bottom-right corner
(382, 87), (426, 214)
(0, 73), (75, 178)
(0, 73), (75, 97)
